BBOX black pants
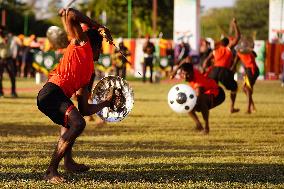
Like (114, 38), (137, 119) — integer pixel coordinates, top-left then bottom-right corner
(0, 58), (16, 94)
(115, 64), (126, 79)
(209, 66), (238, 91)
(37, 82), (74, 126)
(143, 57), (153, 83)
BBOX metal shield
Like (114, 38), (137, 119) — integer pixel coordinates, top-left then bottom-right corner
(46, 26), (69, 50)
(235, 37), (254, 54)
(91, 76), (134, 122)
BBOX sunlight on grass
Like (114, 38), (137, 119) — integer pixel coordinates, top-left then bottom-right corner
(0, 78), (283, 188)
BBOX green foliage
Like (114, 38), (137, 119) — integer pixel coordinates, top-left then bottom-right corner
(201, 0), (269, 40)
(201, 8), (234, 40)
(77, 0), (173, 39)
(0, 0), (54, 36)
(0, 78), (283, 188)
(233, 0), (269, 40)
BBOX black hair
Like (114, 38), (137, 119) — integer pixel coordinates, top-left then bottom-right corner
(180, 63), (194, 81)
(180, 63), (193, 73)
(86, 28), (103, 51)
(221, 37), (229, 46)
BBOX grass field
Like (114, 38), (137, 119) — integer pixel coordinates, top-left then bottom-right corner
(0, 77), (284, 188)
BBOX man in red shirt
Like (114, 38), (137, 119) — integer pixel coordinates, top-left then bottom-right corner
(203, 18), (240, 113)
(37, 8), (113, 183)
(171, 57), (225, 134)
(233, 49), (259, 113)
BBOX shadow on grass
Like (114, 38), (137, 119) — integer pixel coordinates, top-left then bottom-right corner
(0, 123), (58, 137)
(82, 162), (284, 184)
(0, 122), (134, 137)
(0, 163), (283, 184)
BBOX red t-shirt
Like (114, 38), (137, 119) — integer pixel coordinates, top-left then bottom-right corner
(237, 52), (257, 75)
(213, 46), (233, 68)
(189, 69), (219, 97)
(48, 41), (94, 98)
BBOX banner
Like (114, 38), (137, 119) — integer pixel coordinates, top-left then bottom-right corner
(254, 40), (266, 80)
(174, 0), (200, 55)
(32, 50), (62, 75)
(269, 0), (284, 42)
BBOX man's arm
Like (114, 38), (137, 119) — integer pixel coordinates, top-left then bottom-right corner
(228, 18), (241, 49)
(202, 51), (214, 70)
(231, 54), (239, 72)
(76, 86), (112, 116)
(195, 86), (205, 97)
(58, 8), (113, 43)
(169, 59), (187, 79)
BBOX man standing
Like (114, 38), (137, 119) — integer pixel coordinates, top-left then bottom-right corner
(233, 48), (259, 114)
(142, 35), (155, 83)
(0, 26), (17, 98)
(113, 38), (130, 79)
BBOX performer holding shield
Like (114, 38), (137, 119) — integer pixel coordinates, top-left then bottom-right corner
(37, 8), (114, 183)
(203, 18), (241, 113)
(232, 46), (259, 114)
(171, 56), (225, 134)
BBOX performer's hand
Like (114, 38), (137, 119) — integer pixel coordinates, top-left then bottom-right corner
(105, 87), (114, 106)
(170, 72), (176, 80)
(58, 8), (66, 17)
(232, 17), (237, 25)
(98, 26), (113, 44)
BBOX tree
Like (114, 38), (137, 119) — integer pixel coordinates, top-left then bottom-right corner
(0, 0), (54, 36)
(77, 0), (173, 39)
(201, 8), (234, 40)
(233, 0), (269, 40)
(201, 0), (269, 40)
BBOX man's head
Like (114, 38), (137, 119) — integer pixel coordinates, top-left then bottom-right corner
(86, 28), (103, 61)
(145, 34), (150, 42)
(220, 37), (229, 46)
(180, 63), (194, 82)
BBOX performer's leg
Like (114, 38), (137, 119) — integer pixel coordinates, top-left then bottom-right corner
(44, 108), (86, 183)
(188, 110), (203, 131)
(62, 126), (89, 172)
(0, 60), (5, 96)
(6, 58), (17, 96)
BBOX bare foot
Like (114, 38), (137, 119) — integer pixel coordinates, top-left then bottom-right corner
(245, 110), (251, 114)
(193, 124), (204, 132)
(203, 129), (209, 135)
(43, 171), (65, 184)
(85, 115), (95, 122)
(230, 108), (240, 114)
(95, 117), (106, 127)
(251, 107), (256, 113)
(64, 162), (90, 173)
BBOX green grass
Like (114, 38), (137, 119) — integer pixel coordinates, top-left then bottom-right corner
(0, 77), (284, 188)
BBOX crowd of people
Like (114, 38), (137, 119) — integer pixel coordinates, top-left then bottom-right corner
(0, 26), (43, 98)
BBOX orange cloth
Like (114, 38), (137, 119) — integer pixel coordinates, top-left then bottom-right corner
(237, 52), (257, 75)
(48, 41), (94, 98)
(213, 46), (233, 68)
(189, 69), (219, 97)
